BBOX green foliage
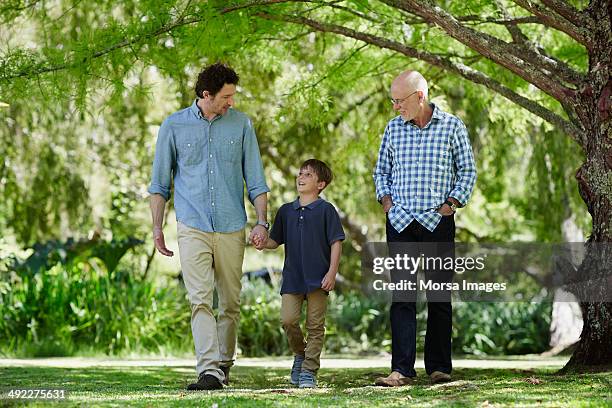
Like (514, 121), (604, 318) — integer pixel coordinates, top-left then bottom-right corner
(238, 279), (286, 357)
(1, 247), (552, 358)
(0, 260), (190, 357)
(453, 302), (552, 355)
(9, 237), (143, 276)
(237, 280), (550, 357)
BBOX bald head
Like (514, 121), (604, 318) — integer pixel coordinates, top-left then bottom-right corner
(391, 70), (429, 100)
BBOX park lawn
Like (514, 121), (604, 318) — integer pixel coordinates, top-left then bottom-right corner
(1, 365), (610, 407)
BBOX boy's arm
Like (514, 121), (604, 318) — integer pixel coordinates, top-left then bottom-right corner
(321, 240), (342, 291)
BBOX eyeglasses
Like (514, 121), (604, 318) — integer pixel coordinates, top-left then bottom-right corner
(390, 90), (418, 105)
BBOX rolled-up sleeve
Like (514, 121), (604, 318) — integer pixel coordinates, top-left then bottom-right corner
(448, 121), (477, 206)
(148, 119), (176, 201)
(373, 125), (393, 202)
(242, 118), (270, 204)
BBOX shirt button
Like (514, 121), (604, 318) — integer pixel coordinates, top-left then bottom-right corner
(212, 202), (215, 206)
(210, 170), (213, 174)
(187, 143), (191, 147)
(210, 186), (214, 190)
(210, 154), (213, 158)
(301, 208), (305, 211)
(300, 216), (303, 219)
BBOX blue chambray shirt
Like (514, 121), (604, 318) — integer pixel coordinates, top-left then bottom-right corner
(373, 103), (477, 233)
(148, 100), (270, 233)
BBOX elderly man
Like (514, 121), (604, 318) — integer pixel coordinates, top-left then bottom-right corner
(148, 63), (270, 390)
(373, 70), (476, 386)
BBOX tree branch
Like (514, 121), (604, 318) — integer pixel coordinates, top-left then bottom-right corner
(540, 0), (588, 27)
(458, 15), (541, 25)
(381, 0), (582, 100)
(255, 11), (581, 143)
(494, 0), (531, 45)
(404, 15), (542, 26)
(512, 0), (590, 47)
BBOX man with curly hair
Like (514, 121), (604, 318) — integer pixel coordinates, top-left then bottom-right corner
(148, 62), (270, 390)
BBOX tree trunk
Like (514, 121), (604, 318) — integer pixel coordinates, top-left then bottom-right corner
(547, 217), (584, 355)
(561, 76), (612, 372)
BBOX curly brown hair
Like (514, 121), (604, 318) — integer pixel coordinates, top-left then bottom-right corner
(194, 63), (239, 98)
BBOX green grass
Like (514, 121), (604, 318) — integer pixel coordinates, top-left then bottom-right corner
(1, 365), (610, 407)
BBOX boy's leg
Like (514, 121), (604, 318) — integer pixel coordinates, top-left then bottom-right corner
(302, 289), (328, 374)
(213, 228), (246, 378)
(177, 222), (224, 383)
(281, 294), (306, 356)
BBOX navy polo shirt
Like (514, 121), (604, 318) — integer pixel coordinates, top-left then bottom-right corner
(270, 198), (345, 295)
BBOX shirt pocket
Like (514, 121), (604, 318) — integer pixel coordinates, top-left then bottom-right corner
(177, 138), (202, 166)
(219, 136), (242, 163)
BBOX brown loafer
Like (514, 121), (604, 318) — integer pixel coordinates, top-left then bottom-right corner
(430, 371), (451, 384)
(374, 371), (414, 387)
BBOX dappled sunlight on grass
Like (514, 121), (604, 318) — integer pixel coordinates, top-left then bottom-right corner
(1, 365), (610, 407)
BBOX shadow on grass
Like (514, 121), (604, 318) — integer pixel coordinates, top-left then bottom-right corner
(1, 365), (610, 407)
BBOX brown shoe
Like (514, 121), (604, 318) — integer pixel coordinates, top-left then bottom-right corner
(430, 371), (451, 384)
(374, 371), (414, 387)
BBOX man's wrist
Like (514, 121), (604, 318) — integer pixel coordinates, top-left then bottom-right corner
(447, 197), (461, 207)
(443, 200), (457, 212)
(255, 221), (270, 230)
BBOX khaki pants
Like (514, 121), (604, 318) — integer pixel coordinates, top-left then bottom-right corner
(281, 289), (328, 373)
(177, 222), (245, 382)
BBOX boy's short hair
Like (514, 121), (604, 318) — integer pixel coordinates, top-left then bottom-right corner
(195, 62), (239, 98)
(301, 159), (333, 190)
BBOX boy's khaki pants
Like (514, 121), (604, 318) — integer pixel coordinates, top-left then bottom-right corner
(177, 222), (245, 383)
(281, 289), (328, 373)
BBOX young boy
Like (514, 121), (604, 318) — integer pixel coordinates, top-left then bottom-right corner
(252, 159), (345, 388)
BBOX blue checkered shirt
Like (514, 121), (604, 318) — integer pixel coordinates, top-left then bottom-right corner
(373, 103), (477, 233)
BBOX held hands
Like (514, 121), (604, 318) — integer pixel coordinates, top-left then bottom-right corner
(153, 227), (174, 257)
(321, 271), (337, 292)
(249, 224), (268, 251)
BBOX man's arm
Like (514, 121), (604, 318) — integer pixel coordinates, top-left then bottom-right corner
(148, 119), (176, 257)
(253, 193), (267, 224)
(448, 120), (477, 207)
(242, 117), (271, 248)
(242, 118), (270, 205)
(322, 241), (342, 291)
(373, 125), (393, 213)
(150, 194), (174, 257)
